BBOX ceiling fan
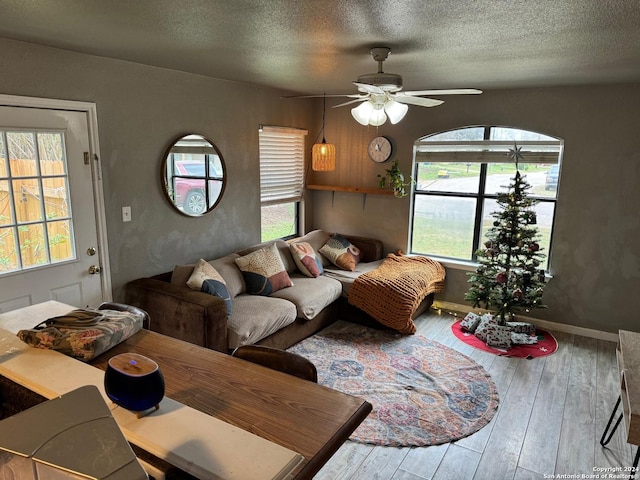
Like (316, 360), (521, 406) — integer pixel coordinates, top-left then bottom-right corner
(287, 47), (482, 126)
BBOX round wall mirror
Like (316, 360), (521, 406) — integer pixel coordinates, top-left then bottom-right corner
(161, 134), (226, 216)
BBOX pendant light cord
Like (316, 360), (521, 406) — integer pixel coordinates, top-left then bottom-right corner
(321, 95), (327, 143)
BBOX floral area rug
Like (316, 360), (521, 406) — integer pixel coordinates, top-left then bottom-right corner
(451, 320), (558, 358)
(287, 320), (499, 447)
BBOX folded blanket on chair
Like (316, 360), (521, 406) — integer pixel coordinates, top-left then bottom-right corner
(348, 254), (446, 334)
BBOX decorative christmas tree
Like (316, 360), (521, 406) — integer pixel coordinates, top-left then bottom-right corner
(465, 144), (547, 325)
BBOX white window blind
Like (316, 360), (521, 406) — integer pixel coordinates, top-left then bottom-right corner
(259, 126), (307, 206)
(415, 140), (562, 164)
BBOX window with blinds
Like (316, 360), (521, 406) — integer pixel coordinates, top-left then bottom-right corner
(410, 126), (563, 270)
(258, 125), (307, 241)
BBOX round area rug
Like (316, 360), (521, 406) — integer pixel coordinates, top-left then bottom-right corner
(288, 320), (499, 447)
(451, 320), (558, 358)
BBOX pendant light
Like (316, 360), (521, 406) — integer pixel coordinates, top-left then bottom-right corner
(312, 96), (336, 171)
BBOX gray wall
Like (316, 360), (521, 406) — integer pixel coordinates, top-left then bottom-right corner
(2, 38), (639, 334)
(0, 38), (316, 300)
(309, 85), (640, 333)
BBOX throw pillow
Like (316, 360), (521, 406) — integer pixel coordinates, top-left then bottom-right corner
(186, 259), (233, 315)
(289, 241), (323, 278)
(318, 233), (361, 271)
(234, 242), (293, 296)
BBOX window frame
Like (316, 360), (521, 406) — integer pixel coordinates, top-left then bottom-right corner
(258, 125), (307, 241)
(409, 126), (563, 272)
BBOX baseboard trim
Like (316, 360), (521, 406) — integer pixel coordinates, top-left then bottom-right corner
(431, 300), (619, 343)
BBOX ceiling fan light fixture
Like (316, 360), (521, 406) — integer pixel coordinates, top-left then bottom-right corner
(384, 100), (408, 124)
(351, 101), (374, 125)
(351, 100), (389, 126)
(369, 107), (387, 126)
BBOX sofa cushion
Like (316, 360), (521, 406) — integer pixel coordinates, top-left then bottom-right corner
(319, 233), (361, 271)
(289, 241), (323, 278)
(270, 274), (342, 320)
(170, 253), (245, 298)
(296, 230), (333, 267)
(171, 264), (195, 286)
(323, 259), (384, 296)
(236, 239), (297, 274)
(210, 253), (245, 297)
(227, 294), (297, 349)
(186, 259), (233, 316)
(235, 242), (293, 295)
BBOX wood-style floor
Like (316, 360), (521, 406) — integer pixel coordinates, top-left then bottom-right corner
(314, 310), (635, 480)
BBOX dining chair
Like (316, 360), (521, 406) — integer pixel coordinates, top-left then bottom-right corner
(231, 345), (318, 383)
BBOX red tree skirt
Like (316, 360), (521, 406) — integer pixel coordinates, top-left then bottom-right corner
(451, 320), (558, 359)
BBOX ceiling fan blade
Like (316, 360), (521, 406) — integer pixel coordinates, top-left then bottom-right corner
(393, 95), (444, 107)
(332, 98), (369, 108)
(353, 82), (385, 95)
(399, 89), (483, 96)
(281, 93), (362, 99)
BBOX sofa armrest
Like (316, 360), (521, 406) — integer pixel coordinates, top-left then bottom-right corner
(125, 277), (228, 353)
(343, 234), (384, 263)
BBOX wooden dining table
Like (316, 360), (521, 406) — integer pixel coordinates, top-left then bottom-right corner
(0, 301), (372, 479)
(90, 327), (372, 479)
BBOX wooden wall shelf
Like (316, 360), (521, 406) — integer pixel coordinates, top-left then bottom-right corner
(306, 184), (394, 196)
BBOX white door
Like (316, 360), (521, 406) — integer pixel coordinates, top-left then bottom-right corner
(0, 105), (106, 311)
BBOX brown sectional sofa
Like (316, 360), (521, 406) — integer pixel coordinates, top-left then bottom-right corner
(125, 230), (385, 353)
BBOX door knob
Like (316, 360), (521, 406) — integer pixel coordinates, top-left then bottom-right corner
(87, 247), (97, 256)
(88, 265), (101, 274)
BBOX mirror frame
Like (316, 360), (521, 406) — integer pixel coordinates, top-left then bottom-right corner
(161, 133), (227, 217)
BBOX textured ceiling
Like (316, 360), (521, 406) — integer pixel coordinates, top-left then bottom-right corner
(1, 0), (639, 95)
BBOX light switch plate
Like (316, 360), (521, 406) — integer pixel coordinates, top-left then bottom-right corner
(122, 206), (131, 222)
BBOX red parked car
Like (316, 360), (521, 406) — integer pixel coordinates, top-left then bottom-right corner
(173, 160), (223, 215)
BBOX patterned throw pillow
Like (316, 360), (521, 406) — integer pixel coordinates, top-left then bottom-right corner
(235, 242), (293, 296)
(289, 241), (323, 278)
(187, 259), (233, 315)
(318, 234), (361, 271)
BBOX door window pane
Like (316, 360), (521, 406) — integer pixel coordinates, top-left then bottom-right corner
(13, 178), (44, 223)
(0, 134), (6, 177)
(42, 177), (70, 218)
(18, 223), (47, 267)
(0, 180), (13, 225)
(0, 227), (18, 272)
(8, 132), (37, 177)
(37, 132), (65, 168)
(47, 219), (74, 263)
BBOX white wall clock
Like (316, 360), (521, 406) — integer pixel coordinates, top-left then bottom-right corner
(368, 136), (393, 163)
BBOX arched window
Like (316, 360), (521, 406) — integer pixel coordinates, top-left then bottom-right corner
(410, 126), (563, 271)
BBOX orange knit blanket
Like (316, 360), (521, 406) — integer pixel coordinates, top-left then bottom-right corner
(348, 255), (446, 334)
